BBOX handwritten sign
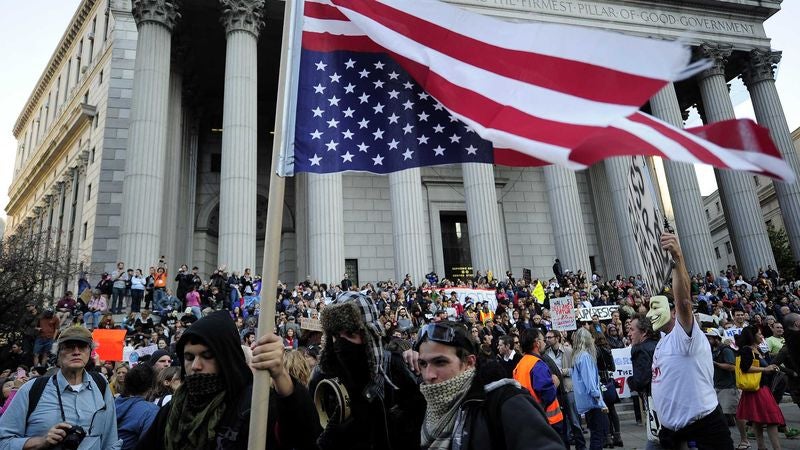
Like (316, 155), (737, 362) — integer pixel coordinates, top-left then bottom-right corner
(611, 347), (634, 399)
(550, 297), (577, 331)
(425, 288), (498, 311)
(300, 317), (323, 332)
(575, 305), (619, 322)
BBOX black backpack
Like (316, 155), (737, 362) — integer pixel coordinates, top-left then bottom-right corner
(26, 372), (108, 421)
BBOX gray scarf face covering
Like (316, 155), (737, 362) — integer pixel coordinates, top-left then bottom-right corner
(419, 368), (475, 449)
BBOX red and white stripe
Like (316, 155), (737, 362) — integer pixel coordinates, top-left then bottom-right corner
(303, 0), (794, 182)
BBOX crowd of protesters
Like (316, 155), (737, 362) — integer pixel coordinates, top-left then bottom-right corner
(1, 233), (799, 449)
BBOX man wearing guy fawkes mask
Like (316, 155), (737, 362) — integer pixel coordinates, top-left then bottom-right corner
(314, 292), (425, 450)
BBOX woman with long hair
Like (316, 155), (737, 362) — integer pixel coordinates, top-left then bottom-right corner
(148, 366), (181, 407)
(735, 325), (785, 450)
(283, 350), (311, 387)
(110, 363), (129, 397)
(594, 334), (620, 447)
(572, 328), (609, 450)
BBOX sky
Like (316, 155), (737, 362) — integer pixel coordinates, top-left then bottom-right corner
(0, 1), (798, 219)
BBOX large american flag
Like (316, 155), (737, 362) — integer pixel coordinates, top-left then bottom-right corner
(292, 0), (794, 182)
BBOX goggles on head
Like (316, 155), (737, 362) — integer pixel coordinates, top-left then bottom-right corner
(413, 322), (473, 353)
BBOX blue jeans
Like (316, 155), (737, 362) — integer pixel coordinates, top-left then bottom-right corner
(565, 391), (586, 450)
(154, 288), (166, 308)
(111, 286), (126, 313)
(585, 408), (609, 450)
(190, 306), (202, 319)
(84, 311), (102, 330)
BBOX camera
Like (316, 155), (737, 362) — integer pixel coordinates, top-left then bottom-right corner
(55, 425), (86, 450)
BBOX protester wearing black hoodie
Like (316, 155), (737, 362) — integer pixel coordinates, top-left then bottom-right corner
(136, 311), (320, 450)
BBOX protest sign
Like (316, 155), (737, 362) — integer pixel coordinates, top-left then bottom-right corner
(532, 282), (545, 304)
(550, 297), (577, 331)
(723, 327), (742, 339)
(425, 287), (498, 311)
(300, 317), (323, 332)
(611, 347), (634, 398)
(522, 268), (532, 283)
(625, 156), (672, 295)
(574, 305), (619, 322)
(128, 344), (158, 365)
(92, 329), (127, 362)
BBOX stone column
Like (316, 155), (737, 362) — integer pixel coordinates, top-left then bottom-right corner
(176, 119), (198, 266)
(119, 0), (178, 269)
(70, 158), (89, 265)
(743, 49), (800, 262)
(588, 163), (625, 278)
(649, 83), (718, 274)
(605, 157), (641, 277)
(161, 69), (183, 266)
(308, 173), (344, 285)
(462, 163), (507, 277)
(217, 0), (263, 272)
(389, 168), (428, 283)
(544, 165), (591, 276)
(697, 44), (775, 277)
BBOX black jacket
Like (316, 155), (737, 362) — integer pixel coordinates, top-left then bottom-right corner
(628, 338), (657, 395)
(454, 377), (566, 450)
(313, 351), (425, 450)
(136, 379), (320, 450)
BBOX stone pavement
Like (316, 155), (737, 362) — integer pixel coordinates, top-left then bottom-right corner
(611, 399), (800, 450)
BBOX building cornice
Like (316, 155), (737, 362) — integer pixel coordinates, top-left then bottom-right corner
(12, 0), (97, 138)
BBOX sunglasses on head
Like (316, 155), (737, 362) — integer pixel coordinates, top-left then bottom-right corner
(414, 323), (470, 352)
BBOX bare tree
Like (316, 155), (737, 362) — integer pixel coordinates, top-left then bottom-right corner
(0, 231), (80, 346)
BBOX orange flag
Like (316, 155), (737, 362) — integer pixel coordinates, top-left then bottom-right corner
(92, 329), (127, 362)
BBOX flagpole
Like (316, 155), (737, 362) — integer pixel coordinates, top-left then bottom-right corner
(248, 0), (301, 448)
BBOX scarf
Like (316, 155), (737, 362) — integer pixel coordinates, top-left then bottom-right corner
(164, 374), (227, 450)
(419, 368), (475, 450)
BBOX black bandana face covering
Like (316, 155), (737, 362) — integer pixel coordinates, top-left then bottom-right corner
(333, 337), (370, 390)
(184, 373), (224, 408)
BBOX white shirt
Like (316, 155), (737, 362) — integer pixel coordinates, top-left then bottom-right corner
(651, 317), (718, 430)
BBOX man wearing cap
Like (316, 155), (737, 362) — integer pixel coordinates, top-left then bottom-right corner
(0, 326), (121, 449)
(647, 233), (734, 449)
(412, 321), (564, 449)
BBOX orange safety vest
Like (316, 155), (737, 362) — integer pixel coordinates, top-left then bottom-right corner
(513, 354), (564, 425)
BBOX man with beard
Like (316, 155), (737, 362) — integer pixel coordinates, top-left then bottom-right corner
(137, 311), (319, 449)
(647, 233), (733, 450)
(313, 292), (425, 450)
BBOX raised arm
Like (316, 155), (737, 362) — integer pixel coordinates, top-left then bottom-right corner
(661, 232), (692, 335)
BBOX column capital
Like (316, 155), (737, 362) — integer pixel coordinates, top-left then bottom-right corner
(696, 43), (733, 80)
(132, 0), (180, 30)
(220, 0), (265, 36)
(742, 48), (782, 87)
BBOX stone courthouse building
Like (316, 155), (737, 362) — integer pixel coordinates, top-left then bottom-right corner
(6, 0), (800, 289)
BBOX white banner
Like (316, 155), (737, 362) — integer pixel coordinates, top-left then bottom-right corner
(611, 347), (634, 399)
(575, 305), (619, 322)
(625, 156), (673, 295)
(427, 288), (498, 311)
(550, 297), (577, 331)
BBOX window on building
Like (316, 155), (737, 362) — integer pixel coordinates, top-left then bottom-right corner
(345, 259), (359, 287)
(715, 201), (720, 213)
(75, 41), (83, 84)
(103, 8), (110, 42)
(766, 219), (773, 229)
(86, 183), (92, 201)
(725, 241), (732, 254)
(88, 17), (96, 63)
(54, 76), (61, 112)
(94, 112), (100, 129)
(715, 247), (721, 259)
(90, 147), (95, 164)
(210, 153), (222, 172)
(99, 70), (103, 85)
(705, 209), (710, 220)
(754, 176), (760, 187)
(82, 222), (88, 241)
